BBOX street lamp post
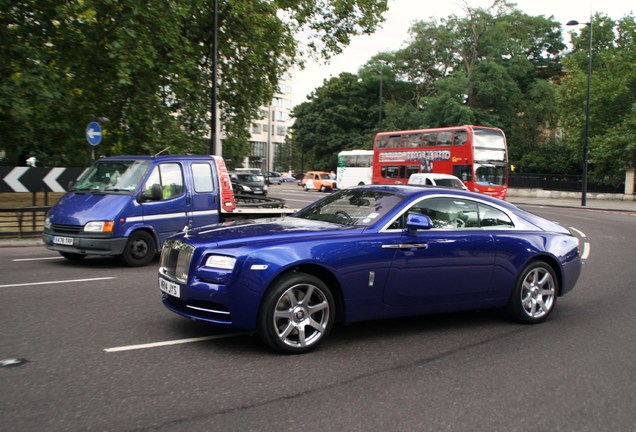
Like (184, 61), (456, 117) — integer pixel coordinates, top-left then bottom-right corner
(209, 0), (219, 155)
(567, 16), (592, 207)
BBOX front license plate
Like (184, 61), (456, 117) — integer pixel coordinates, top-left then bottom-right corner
(159, 277), (180, 298)
(53, 236), (74, 245)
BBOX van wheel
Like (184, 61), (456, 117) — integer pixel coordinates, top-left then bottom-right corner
(122, 231), (155, 267)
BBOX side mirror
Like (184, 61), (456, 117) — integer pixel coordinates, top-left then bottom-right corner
(406, 213), (433, 234)
(140, 183), (163, 202)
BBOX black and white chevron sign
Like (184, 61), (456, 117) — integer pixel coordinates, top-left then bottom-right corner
(0, 167), (86, 193)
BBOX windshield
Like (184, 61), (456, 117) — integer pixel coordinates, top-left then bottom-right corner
(237, 174), (260, 182)
(294, 189), (405, 227)
(72, 160), (151, 192)
(475, 163), (506, 186)
(436, 178), (465, 189)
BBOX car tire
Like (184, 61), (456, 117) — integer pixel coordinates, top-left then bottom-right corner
(258, 272), (335, 354)
(60, 251), (85, 261)
(319, 185), (326, 192)
(121, 230), (155, 267)
(507, 261), (558, 324)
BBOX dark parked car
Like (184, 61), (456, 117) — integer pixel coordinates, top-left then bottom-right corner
(229, 172), (268, 195)
(159, 185), (581, 354)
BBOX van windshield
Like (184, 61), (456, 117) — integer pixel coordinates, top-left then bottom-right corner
(72, 160), (151, 193)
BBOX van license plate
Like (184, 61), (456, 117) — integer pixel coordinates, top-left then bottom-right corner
(53, 236), (74, 245)
(159, 277), (180, 298)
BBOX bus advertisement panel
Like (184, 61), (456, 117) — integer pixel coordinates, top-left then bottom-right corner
(372, 126), (508, 199)
(336, 150), (373, 189)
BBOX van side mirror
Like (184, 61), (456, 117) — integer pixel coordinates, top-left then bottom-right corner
(140, 183), (163, 202)
(406, 213), (433, 235)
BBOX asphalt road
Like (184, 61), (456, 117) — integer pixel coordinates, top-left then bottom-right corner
(1, 184), (635, 431)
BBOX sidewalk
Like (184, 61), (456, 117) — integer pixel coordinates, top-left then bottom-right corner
(508, 196), (636, 212)
(506, 190), (636, 212)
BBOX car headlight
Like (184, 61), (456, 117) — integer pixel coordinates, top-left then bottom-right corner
(84, 221), (115, 233)
(205, 255), (236, 270)
(242, 185), (252, 191)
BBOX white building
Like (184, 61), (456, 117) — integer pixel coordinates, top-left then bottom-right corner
(218, 75), (294, 174)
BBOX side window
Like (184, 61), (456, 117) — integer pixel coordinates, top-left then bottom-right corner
(478, 204), (514, 228)
(143, 163), (184, 200)
(390, 198), (479, 230)
(411, 198), (477, 229)
(192, 163), (214, 193)
(454, 130), (468, 145)
(438, 132), (452, 146)
(423, 132), (437, 146)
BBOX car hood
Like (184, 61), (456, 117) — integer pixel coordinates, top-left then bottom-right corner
(179, 217), (356, 248)
(47, 192), (133, 225)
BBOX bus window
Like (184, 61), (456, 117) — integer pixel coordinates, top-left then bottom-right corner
(438, 132), (452, 146)
(388, 135), (401, 148)
(382, 165), (407, 180)
(423, 132), (436, 146)
(454, 130), (468, 145)
(408, 134), (421, 147)
(453, 165), (473, 182)
(376, 135), (389, 149)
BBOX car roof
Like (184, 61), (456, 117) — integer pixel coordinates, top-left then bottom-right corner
(350, 184), (516, 210)
(409, 173), (460, 179)
(98, 155), (214, 162)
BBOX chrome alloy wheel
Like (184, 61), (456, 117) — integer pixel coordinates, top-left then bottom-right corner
(273, 283), (330, 349)
(520, 266), (556, 319)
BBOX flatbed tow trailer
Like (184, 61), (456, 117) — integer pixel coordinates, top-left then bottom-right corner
(227, 195), (297, 219)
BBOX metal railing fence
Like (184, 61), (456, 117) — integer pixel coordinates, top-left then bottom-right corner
(0, 206), (50, 238)
(508, 173), (624, 194)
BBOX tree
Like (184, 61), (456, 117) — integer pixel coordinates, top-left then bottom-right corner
(558, 14), (636, 184)
(0, 0), (389, 166)
(291, 72), (379, 170)
(291, 0), (568, 172)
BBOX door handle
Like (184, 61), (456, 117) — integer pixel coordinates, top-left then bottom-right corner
(382, 243), (428, 250)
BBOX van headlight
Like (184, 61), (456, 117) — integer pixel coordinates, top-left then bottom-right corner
(84, 221), (115, 233)
(205, 255), (236, 270)
(44, 217), (51, 230)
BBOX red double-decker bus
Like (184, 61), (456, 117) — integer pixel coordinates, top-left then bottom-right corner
(372, 125), (508, 199)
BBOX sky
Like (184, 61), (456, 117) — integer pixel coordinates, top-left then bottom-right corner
(291, 0), (634, 107)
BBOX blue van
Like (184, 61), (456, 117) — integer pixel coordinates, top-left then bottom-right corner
(42, 155), (237, 266)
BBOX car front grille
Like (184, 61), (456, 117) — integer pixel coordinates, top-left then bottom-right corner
(160, 239), (194, 283)
(51, 223), (82, 235)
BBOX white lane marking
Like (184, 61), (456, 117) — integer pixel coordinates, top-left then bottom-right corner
(581, 243), (591, 260)
(0, 277), (115, 288)
(104, 333), (250, 353)
(570, 226), (590, 260)
(569, 227), (586, 237)
(13, 256), (64, 262)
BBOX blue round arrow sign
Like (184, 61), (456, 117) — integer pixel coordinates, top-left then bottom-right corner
(86, 121), (103, 146)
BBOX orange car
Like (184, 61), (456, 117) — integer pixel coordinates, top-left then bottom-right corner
(302, 171), (337, 192)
